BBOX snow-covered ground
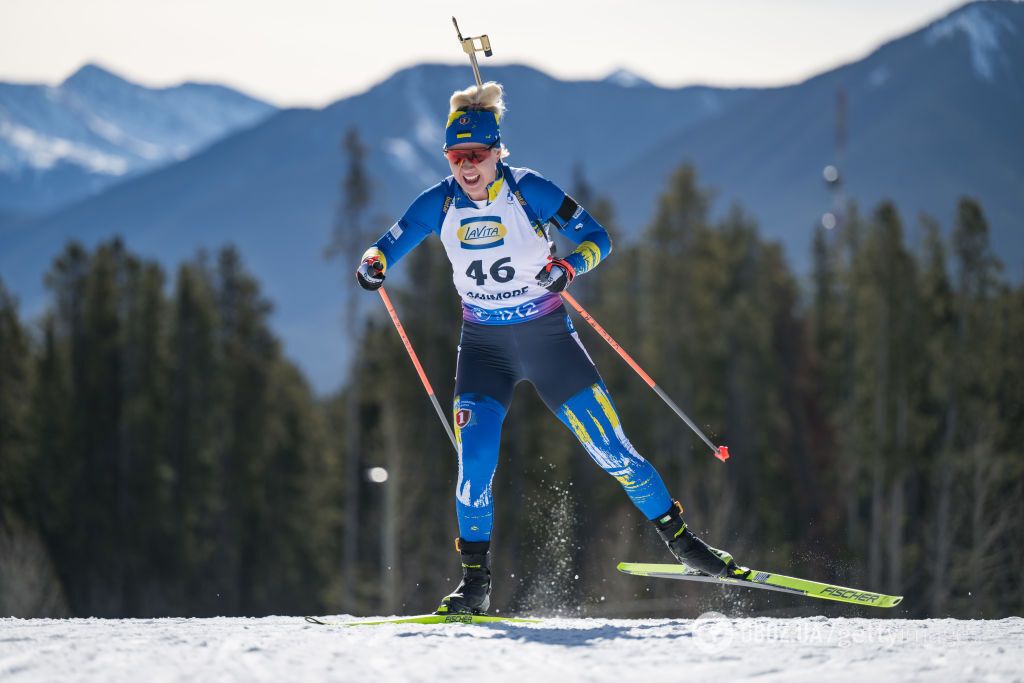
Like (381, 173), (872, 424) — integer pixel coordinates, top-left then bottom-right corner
(1, 614), (1022, 682)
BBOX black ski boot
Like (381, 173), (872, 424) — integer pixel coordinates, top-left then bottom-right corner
(654, 501), (747, 578)
(436, 539), (492, 615)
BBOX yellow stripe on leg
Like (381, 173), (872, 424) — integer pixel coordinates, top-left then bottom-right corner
(561, 406), (593, 447)
(591, 384), (621, 430)
(586, 409), (609, 445)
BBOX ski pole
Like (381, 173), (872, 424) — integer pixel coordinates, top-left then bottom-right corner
(560, 291), (730, 462)
(377, 287), (458, 453)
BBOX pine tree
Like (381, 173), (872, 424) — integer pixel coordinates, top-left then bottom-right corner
(114, 252), (172, 615)
(254, 358), (340, 615)
(209, 246), (278, 614)
(325, 127), (373, 261)
(917, 216), (958, 614)
(167, 257), (225, 614)
(807, 222), (849, 545)
(30, 243), (92, 613)
(326, 126), (375, 613)
(996, 279), (1024, 611)
(0, 279), (68, 618)
(848, 202), (919, 591)
(0, 277), (33, 519)
(947, 198), (1015, 615)
(637, 165), (711, 490)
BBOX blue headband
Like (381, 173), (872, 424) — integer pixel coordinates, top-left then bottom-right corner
(445, 109), (500, 149)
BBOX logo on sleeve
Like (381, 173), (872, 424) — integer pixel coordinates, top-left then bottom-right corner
(457, 216), (507, 249)
(455, 409), (473, 428)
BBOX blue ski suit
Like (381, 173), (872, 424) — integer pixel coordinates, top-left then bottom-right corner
(365, 164), (674, 541)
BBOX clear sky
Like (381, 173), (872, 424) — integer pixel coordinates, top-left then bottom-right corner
(1, 0), (968, 107)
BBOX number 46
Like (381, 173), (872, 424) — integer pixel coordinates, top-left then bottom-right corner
(466, 257), (515, 286)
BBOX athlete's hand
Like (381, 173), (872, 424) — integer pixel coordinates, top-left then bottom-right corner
(535, 256), (576, 293)
(356, 256), (385, 291)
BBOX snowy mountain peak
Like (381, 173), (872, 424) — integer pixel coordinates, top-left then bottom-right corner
(603, 68), (654, 88)
(0, 65), (277, 213)
(62, 63), (131, 90)
(925, 2), (1020, 81)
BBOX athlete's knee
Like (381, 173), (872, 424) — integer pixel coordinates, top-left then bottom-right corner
(454, 393), (506, 446)
(453, 393), (506, 507)
(556, 382), (648, 470)
(556, 383), (672, 515)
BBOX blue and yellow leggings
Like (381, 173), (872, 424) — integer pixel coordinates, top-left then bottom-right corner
(452, 308), (673, 541)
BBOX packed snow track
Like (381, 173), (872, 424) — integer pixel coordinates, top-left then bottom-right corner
(1, 615), (1021, 682)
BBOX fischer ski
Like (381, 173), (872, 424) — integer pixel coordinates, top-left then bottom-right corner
(305, 614), (541, 627)
(617, 563), (903, 608)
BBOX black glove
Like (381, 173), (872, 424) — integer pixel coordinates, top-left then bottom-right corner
(356, 256), (385, 291)
(535, 256), (575, 293)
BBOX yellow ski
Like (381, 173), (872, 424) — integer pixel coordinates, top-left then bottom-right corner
(305, 614), (541, 627)
(617, 562), (903, 608)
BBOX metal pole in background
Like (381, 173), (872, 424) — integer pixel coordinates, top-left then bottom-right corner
(560, 291), (731, 463)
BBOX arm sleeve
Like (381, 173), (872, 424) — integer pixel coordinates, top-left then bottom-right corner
(516, 171), (612, 276)
(361, 181), (449, 272)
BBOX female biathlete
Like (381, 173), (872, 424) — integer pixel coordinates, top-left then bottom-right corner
(356, 82), (744, 615)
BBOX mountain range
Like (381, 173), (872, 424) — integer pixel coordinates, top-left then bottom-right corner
(1, 1), (1021, 394)
(0, 64), (276, 214)
(603, 0), (1024, 270)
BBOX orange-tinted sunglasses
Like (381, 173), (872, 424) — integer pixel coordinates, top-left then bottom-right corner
(443, 142), (498, 165)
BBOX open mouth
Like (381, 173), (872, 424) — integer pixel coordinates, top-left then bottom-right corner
(462, 170), (480, 185)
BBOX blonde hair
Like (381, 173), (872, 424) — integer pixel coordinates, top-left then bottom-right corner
(449, 81), (505, 119)
(449, 81), (510, 158)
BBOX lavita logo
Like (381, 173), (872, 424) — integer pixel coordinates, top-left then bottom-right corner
(458, 216), (507, 250)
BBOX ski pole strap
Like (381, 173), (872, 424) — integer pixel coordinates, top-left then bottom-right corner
(377, 287), (458, 452)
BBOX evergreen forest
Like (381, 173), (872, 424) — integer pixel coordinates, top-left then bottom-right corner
(1, 162), (1021, 620)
